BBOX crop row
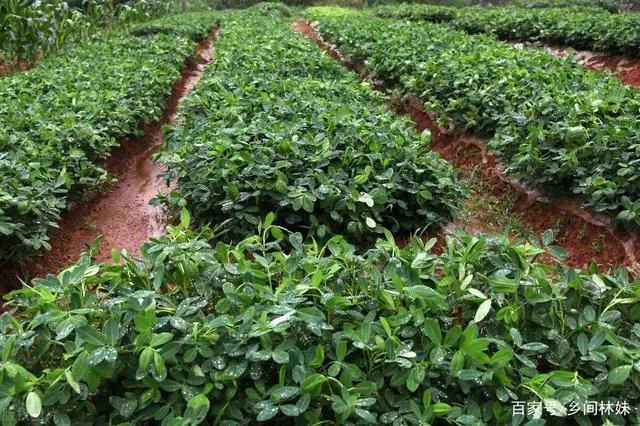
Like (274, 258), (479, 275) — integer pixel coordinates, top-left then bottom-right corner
(159, 6), (465, 244)
(128, 11), (223, 41)
(2, 205), (639, 424)
(374, 4), (640, 56)
(0, 11), (219, 263)
(510, 0), (620, 12)
(306, 7), (640, 228)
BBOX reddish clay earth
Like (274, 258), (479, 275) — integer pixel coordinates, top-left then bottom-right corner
(546, 47), (640, 90)
(294, 21), (640, 273)
(514, 43), (640, 90)
(17, 31), (217, 282)
(0, 61), (31, 77)
(0, 52), (40, 77)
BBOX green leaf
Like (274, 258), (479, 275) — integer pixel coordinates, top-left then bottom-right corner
(406, 285), (441, 299)
(336, 340), (347, 362)
(520, 342), (549, 353)
(154, 352), (166, 379)
(457, 369), (483, 381)
(105, 318), (120, 346)
(180, 208), (191, 228)
(280, 404), (302, 416)
(139, 347), (154, 371)
(26, 392), (42, 418)
(474, 299), (492, 323)
(65, 370), (81, 394)
(272, 386), (299, 401)
(608, 365), (632, 385)
(450, 351), (465, 375)
(257, 406), (279, 421)
(577, 333), (589, 355)
(423, 318), (442, 345)
(433, 402), (451, 416)
(301, 374), (327, 393)
(150, 332), (174, 348)
(355, 408), (377, 424)
(76, 326), (107, 346)
(186, 394), (210, 425)
(264, 212), (275, 229)
(543, 398), (567, 417)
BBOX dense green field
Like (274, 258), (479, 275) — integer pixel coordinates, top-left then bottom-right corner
(0, 11), (218, 263)
(510, 0), (620, 11)
(158, 6), (464, 243)
(374, 4), (640, 56)
(307, 7), (640, 229)
(1, 3), (640, 426)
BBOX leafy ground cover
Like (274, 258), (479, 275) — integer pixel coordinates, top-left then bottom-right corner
(373, 5), (640, 56)
(128, 11), (222, 41)
(158, 7), (465, 244)
(510, 0), (620, 12)
(1, 213), (639, 424)
(306, 7), (640, 230)
(0, 11), (219, 263)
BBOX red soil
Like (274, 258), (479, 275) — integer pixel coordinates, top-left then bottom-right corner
(0, 61), (30, 77)
(295, 20), (640, 272)
(20, 31), (217, 281)
(0, 53), (40, 77)
(538, 44), (640, 90)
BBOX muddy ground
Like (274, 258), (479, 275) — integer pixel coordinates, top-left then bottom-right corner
(538, 44), (640, 89)
(19, 31), (217, 281)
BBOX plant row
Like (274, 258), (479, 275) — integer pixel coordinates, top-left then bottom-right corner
(0, 11), (220, 263)
(1, 210), (639, 424)
(510, 0), (620, 12)
(128, 11), (224, 40)
(158, 6), (465, 244)
(374, 4), (640, 56)
(306, 7), (640, 228)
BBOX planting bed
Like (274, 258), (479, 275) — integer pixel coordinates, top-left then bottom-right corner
(0, 11), (219, 266)
(374, 5), (640, 57)
(24, 30), (218, 281)
(158, 7), (465, 244)
(294, 20), (638, 272)
(306, 8), (640, 234)
(542, 46), (640, 89)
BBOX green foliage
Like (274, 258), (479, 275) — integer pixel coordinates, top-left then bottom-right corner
(375, 3), (458, 21)
(373, 4), (640, 56)
(307, 7), (640, 229)
(159, 8), (465, 243)
(128, 11), (221, 40)
(367, 0), (472, 7)
(0, 0), (88, 66)
(1, 215), (639, 424)
(114, 0), (188, 25)
(0, 0), (189, 67)
(510, 0), (620, 12)
(0, 12), (219, 263)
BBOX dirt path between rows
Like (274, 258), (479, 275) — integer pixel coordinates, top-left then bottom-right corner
(21, 30), (217, 281)
(294, 21), (640, 273)
(514, 43), (640, 90)
(556, 49), (640, 90)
